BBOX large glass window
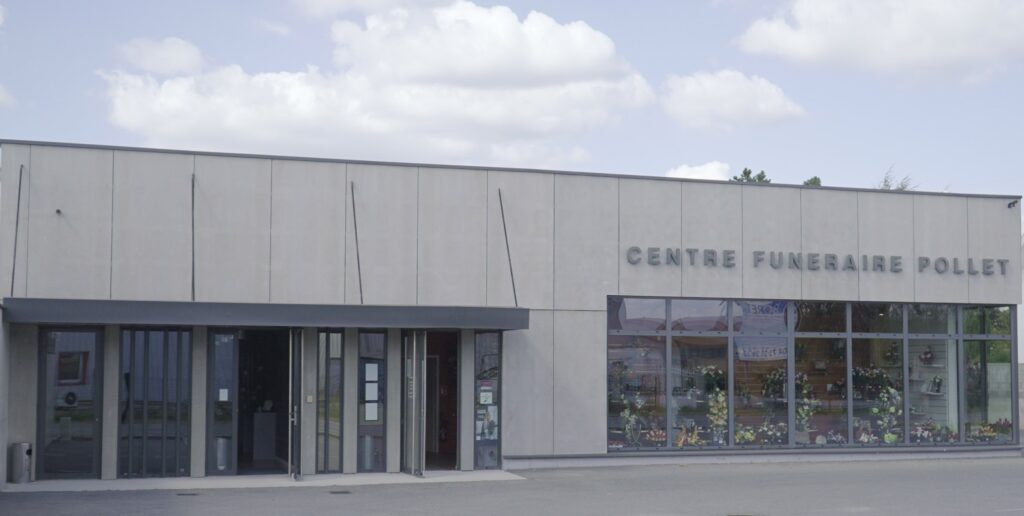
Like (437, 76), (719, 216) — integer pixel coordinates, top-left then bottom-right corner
(670, 336), (728, 447)
(358, 332), (387, 472)
(794, 338), (847, 446)
(852, 338), (904, 444)
(964, 306), (1012, 335)
(965, 340), (1013, 443)
(39, 329), (102, 479)
(609, 298), (667, 331)
(316, 331), (343, 473)
(607, 335), (666, 449)
(795, 302), (845, 333)
(909, 305), (955, 334)
(671, 300), (728, 332)
(733, 336), (788, 446)
(908, 339), (958, 443)
(474, 333), (502, 469)
(852, 303), (903, 334)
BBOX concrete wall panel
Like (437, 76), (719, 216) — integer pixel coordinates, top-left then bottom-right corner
(967, 198), (1022, 304)
(345, 164), (418, 305)
(193, 155), (272, 303)
(914, 195), (968, 303)
(26, 146), (113, 299)
(619, 180), (682, 297)
(858, 192), (914, 302)
(742, 186), (801, 299)
(552, 310), (607, 455)
(554, 175), (618, 311)
(486, 171), (554, 309)
(417, 168), (487, 306)
(7, 325), (37, 479)
(271, 160), (347, 304)
(800, 189), (859, 300)
(681, 182), (743, 298)
(111, 151), (193, 301)
(0, 144), (31, 297)
(501, 310), (553, 456)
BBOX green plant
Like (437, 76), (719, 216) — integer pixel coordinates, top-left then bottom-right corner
(619, 393), (645, 447)
(870, 386), (903, 443)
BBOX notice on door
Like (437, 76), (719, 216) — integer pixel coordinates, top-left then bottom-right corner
(219, 388), (229, 402)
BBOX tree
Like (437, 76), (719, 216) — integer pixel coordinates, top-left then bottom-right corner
(731, 168), (770, 183)
(803, 176), (822, 186)
(878, 167), (914, 191)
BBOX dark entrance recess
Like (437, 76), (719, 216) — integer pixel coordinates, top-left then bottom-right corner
(425, 332), (459, 471)
(237, 329), (290, 474)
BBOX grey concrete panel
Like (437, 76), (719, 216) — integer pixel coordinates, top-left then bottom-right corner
(742, 186), (802, 299)
(486, 171), (554, 309)
(190, 327), (207, 477)
(110, 151), (193, 301)
(857, 192), (915, 302)
(386, 329), (401, 473)
(619, 180), (682, 297)
(26, 146), (113, 299)
(681, 182), (743, 298)
(342, 328), (358, 473)
(417, 168), (487, 306)
(101, 326), (118, 480)
(7, 325), (37, 480)
(193, 155), (272, 303)
(914, 195), (968, 303)
(800, 189), (859, 300)
(967, 198), (1022, 304)
(270, 160), (347, 304)
(501, 310), (553, 456)
(0, 315), (6, 484)
(0, 144), (31, 298)
(459, 330), (474, 470)
(554, 175), (618, 311)
(553, 310), (607, 455)
(301, 328), (317, 476)
(344, 164), (418, 305)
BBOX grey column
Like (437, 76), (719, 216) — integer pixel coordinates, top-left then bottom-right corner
(458, 330), (474, 471)
(0, 313), (7, 485)
(101, 325), (119, 479)
(190, 326), (207, 477)
(342, 328), (358, 473)
(301, 327), (318, 476)
(386, 329), (401, 473)
(8, 325), (38, 480)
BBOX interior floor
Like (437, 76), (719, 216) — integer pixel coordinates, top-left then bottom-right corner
(237, 329), (290, 475)
(425, 332), (459, 471)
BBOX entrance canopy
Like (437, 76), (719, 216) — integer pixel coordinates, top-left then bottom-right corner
(2, 298), (530, 330)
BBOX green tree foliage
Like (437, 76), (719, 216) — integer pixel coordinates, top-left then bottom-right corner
(878, 168), (915, 190)
(731, 168), (770, 183)
(803, 176), (822, 186)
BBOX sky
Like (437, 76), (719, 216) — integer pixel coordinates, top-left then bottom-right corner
(0, 0), (1023, 195)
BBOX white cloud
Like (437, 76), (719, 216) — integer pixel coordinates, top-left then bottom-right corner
(0, 4), (6, 28)
(102, 1), (652, 167)
(119, 37), (205, 76)
(661, 70), (804, 130)
(0, 84), (14, 108)
(665, 161), (731, 181)
(258, 20), (292, 36)
(294, 0), (449, 17)
(738, 0), (1024, 78)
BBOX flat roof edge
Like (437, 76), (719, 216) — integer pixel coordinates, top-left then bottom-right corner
(1, 138), (1018, 200)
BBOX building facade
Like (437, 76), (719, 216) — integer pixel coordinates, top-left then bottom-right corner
(0, 140), (1020, 484)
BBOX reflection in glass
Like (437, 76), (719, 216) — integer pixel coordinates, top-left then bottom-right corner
(40, 330), (100, 479)
(474, 333), (502, 469)
(733, 301), (788, 333)
(963, 306), (1012, 335)
(852, 303), (903, 333)
(795, 302), (845, 333)
(608, 298), (667, 331)
(965, 340), (1013, 443)
(670, 337), (728, 447)
(852, 339), (904, 444)
(908, 339), (958, 443)
(794, 338), (847, 445)
(733, 337), (788, 446)
(358, 332), (387, 472)
(671, 300), (728, 332)
(908, 305), (955, 334)
(210, 333), (237, 474)
(607, 335), (666, 449)
(316, 331), (343, 473)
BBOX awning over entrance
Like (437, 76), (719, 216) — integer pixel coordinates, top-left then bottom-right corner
(1, 298), (530, 330)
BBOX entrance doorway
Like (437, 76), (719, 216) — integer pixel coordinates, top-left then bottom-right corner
(425, 332), (458, 470)
(208, 328), (296, 476)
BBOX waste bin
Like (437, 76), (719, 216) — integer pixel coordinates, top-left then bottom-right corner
(9, 442), (31, 484)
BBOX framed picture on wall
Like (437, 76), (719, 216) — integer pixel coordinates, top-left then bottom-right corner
(56, 351), (88, 385)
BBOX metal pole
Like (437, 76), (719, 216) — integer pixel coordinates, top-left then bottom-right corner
(787, 302), (796, 447)
(902, 305), (910, 445)
(9, 165), (23, 296)
(162, 333), (169, 476)
(350, 182), (364, 304)
(727, 302), (735, 446)
(127, 330), (135, 477)
(847, 303), (854, 446)
(498, 188), (518, 307)
(958, 307), (966, 443)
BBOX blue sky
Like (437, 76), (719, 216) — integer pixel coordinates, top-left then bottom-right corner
(0, 0), (1023, 195)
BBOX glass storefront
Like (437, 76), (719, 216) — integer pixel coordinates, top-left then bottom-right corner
(607, 297), (1017, 451)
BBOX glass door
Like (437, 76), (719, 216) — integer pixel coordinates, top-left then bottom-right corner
(288, 329), (302, 479)
(37, 328), (103, 479)
(401, 331), (426, 476)
(207, 330), (238, 475)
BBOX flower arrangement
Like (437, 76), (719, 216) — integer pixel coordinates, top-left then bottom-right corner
(734, 424), (756, 444)
(707, 389), (728, 444)
(644, 428), (666, 444)
(824, 429), (847, 445)
(701, 365), (726, 392)
(870, 386), (903, 444)
(674, 426), (705, 448)
(968, 424), (998, 442)
(853, 366), (893, 400)
(761, 368), (787, 400)
(619, 392), (645, 447)
(918, 346), (935, 365)
(910, 419), (958, 444)
(734, 418), (788, 445)
(794, 372), (817, 432)
(884, 342), (901, 364)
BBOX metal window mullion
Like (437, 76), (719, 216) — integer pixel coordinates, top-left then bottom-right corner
(958, 307), (966, 444)
(141, 331), (149, 478)
(902, 305), (910, 445)
(162, 332), (169, 477)
(846, 303), (854, 447)
(664, 300), (674, 449)
(127, 331), (135, 478)
(175, 332), (183, 476)
(727, 302), (735, 447)
(787, 302), (796, 447)
(1012, 305), (1020, 445)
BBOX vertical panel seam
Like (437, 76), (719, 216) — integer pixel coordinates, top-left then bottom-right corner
(739, 185), (745, 298)
(912, 195), (917, 303)
(24, 145), (33, 295)
(342, 164), (348, 304)
(965, 198), (972, 303)
(855, 192), (861, 301)
(616, 178), (621, 296)
(268, 161), (274, 303)
(108, 151), (115, 299)
(485, 171), (490, 305)
(679, 182), (684, 296)
(416, 168), (420, 305)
